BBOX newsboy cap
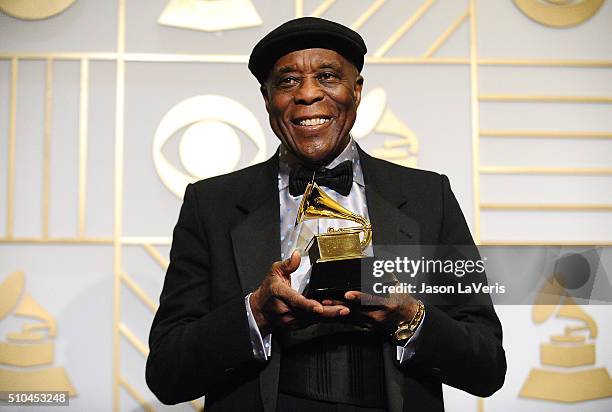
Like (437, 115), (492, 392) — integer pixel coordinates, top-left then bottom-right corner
(248, 17), (367, 84)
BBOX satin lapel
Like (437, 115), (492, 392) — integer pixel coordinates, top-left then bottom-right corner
(359, 145), (419, 247)
(358, 145), (419, 412)
(230, 155), (281, 295)
(229, 153), (282, 412)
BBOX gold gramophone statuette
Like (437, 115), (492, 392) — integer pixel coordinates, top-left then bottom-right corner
(296, 181), (372, 264)
(294, 181), (373, 299)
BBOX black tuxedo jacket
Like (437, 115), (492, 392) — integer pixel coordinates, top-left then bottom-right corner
(146, 146), (506, 412)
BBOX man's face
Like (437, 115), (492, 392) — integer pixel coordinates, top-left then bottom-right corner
(261, 48), (363, 166)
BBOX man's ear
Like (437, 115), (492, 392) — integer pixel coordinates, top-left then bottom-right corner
(260, 84), (270, 113)
(354, 75), (364, 108)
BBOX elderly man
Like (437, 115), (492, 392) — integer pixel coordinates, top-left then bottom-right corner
(146, 17), (506, 412)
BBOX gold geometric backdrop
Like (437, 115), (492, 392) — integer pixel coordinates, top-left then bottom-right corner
(1, 0), (611, 411)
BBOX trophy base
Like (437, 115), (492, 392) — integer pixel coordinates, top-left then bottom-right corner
(519, 367), (612, 402)
(303, 257), (365, 300)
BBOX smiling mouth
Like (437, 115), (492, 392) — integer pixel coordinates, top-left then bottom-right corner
(292, 116), (332, 127)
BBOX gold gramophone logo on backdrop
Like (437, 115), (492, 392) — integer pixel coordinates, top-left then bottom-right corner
(158, 0), (262, 31)
(513, 0), (605, 27)
(519, 252), (612, 403)
(353, 88), (419, 168)
(153, 95), (267, 198)
(0, 0), (76, 20)
(0, 271), (76, 398)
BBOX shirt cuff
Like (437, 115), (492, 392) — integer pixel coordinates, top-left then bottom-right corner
(396, 311), (426, 363)
(245, 293), (272, 361)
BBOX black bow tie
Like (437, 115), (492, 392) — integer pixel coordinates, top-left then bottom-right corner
(289, 160), (353, 197)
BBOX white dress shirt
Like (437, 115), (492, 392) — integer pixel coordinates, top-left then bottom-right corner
(245, 138), (422, 362)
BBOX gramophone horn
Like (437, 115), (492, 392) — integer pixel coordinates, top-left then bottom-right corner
(295, 182), (372, 250)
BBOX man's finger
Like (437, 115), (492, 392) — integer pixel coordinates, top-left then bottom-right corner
(344, 291), (389, 307)
(317, 304), (350, 317)
(279, 313), (296, 324)
(321, 298), (345, 306)
(356, 309), (387, 323)
(270, 298), (291, 316)
(275, 285), (324, 314)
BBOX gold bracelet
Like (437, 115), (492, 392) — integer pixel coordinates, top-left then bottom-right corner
(391, 300), (425, 343)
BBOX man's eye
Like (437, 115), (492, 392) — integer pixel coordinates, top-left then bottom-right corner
(278, 77), (298, 86)
(318, 72), (338, 81)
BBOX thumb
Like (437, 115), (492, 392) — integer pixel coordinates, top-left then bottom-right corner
(279, 250), (301, 277)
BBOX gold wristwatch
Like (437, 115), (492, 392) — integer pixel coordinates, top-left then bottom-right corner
(392, 300), (425, 344)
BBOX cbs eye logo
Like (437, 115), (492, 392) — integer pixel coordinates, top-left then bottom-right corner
(153, 95), (266, 198)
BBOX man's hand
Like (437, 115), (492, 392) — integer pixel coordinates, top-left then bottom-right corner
(249, 251), (351, 335)
(321, 291), (419, 335)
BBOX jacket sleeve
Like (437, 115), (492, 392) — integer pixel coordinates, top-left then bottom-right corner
(406, 174), (507, 397)
(145, 183), (257, 405)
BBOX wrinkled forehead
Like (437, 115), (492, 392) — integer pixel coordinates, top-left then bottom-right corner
(269, 49), (356, 77)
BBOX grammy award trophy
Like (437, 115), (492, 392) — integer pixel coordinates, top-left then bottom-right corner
(294, 180), (373, 300)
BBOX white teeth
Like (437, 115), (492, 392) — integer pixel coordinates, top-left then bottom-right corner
(298, 118), (329, 126)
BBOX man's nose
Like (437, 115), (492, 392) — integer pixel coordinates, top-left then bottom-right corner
(294, 77), (324, 105)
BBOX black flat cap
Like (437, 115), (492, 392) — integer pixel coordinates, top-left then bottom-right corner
(248, 17), (367, 84)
